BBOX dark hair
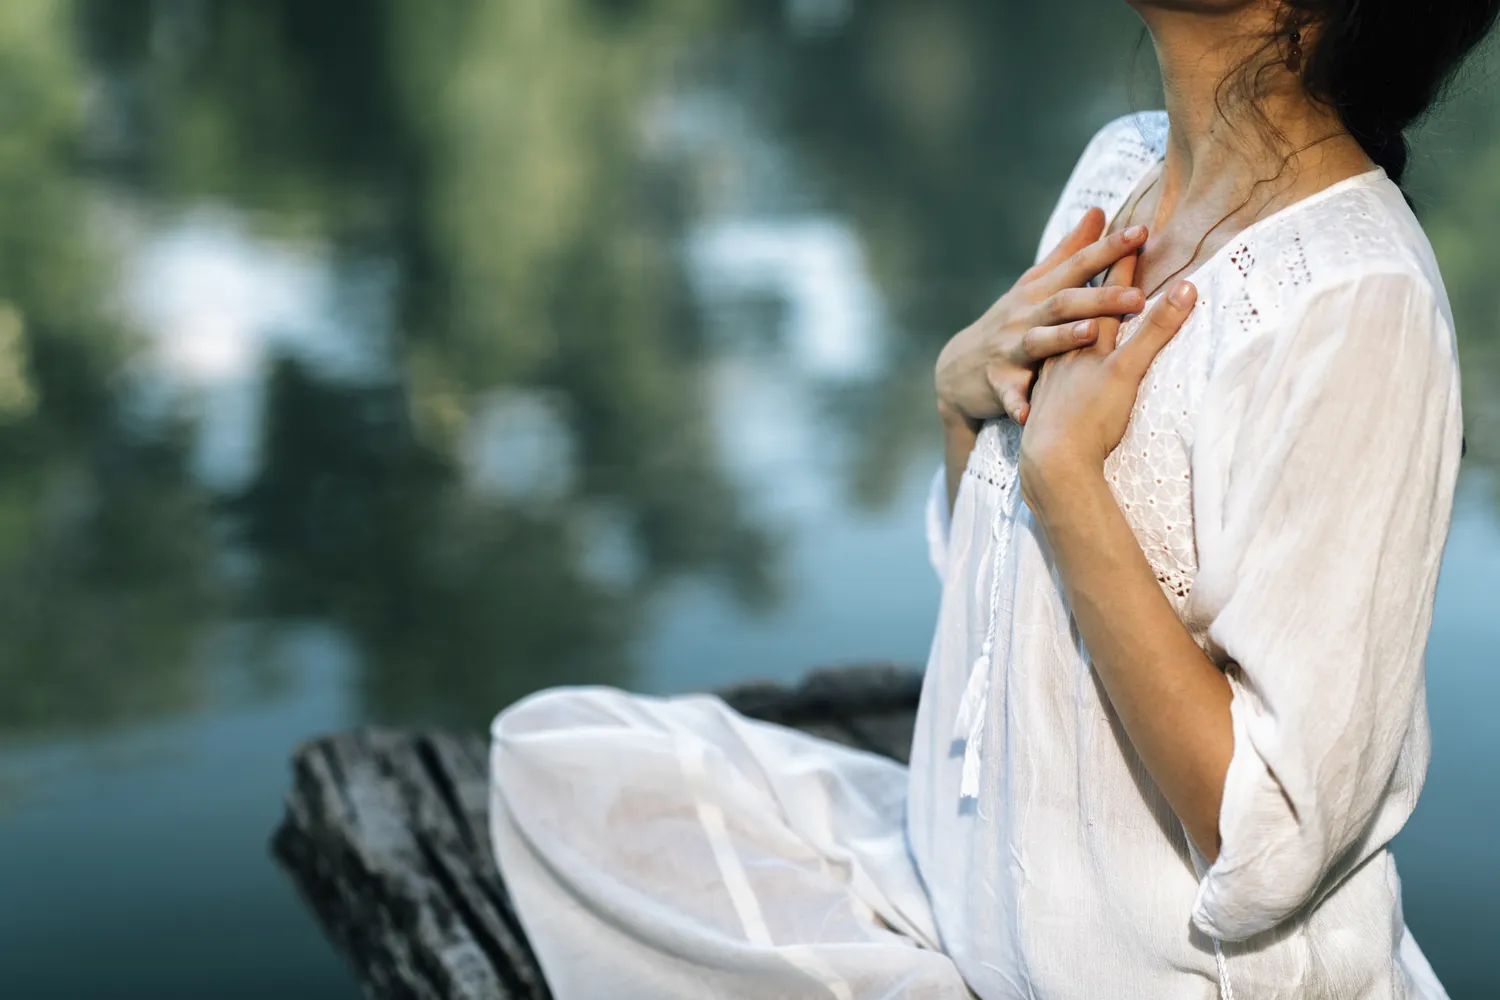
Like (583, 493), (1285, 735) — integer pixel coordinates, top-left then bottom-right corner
(1125, 3), (1496, 294)
(1274, 0), (1500, 185)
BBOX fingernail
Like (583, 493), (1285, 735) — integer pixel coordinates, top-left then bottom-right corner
(1074, 320), (1094, 340)
(1124, 225), (1146, 241)
(1122, 289), (1145, 308)
(1169, 281), (1196, 308)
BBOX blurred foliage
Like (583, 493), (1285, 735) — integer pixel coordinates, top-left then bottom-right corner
(739, 0), (1159, 508)
(3, 0), (1497, 737)
(229, 358), (639, 724)
(69, 0), (777, 729)
(1409, 31), (1500, 492)
(0, 0), (216, 735)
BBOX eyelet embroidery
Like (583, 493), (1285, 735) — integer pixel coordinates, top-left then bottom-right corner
(1107, 309), (1202, 608)
(1031, 113), (1414, 611)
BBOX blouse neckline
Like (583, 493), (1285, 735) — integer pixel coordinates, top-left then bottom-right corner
(1106, 132), (1391, 305)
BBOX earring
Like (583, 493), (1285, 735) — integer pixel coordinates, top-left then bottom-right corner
(1287, 29), (1303, 72)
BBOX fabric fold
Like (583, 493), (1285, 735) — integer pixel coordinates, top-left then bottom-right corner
(1186, 272), (1459, 942)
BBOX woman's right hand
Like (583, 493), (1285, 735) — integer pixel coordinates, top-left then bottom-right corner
(935, 207), (1150, 428)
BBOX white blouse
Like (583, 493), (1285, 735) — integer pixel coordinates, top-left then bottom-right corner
(911, 112), (1461, 999)
(489, 111), (1462, 1000)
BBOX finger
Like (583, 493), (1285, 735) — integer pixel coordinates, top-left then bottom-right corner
(989, 364), (1035, 423)
(997, 378), (1031, 425)
(1094, 250), (1140, 352)
(1014, 318), (1100, 363)
(1033, 284), (1145, 328)
(1103, 248), (1138, 288)
(1033, 222), (1148, 297)
(1019, 207), (1106, 285)
(1115, 280), (1197, 376)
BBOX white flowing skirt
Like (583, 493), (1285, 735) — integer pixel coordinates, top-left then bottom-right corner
(489, 686), (975, 1000)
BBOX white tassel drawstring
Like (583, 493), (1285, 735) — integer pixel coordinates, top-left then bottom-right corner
(958, 685), (988, 798)
(1213, 939), (1236, 1000)
(952, 645), (993, 799)
(952, 648), (991, 738)
(952, 425), (1021, 801)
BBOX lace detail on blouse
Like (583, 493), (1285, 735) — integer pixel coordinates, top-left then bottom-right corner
(1024, 113), (1202, 605)
(1105, 316), (1201, 606)
(966, 419), (1022, 494)
(1027, 112), (1429, 610)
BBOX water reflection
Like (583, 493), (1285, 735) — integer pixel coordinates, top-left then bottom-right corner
(0, 0), (216, 736)
(0, 0), (1497, 997)
(67, 0), (786, 732)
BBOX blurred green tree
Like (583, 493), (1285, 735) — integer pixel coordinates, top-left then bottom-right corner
(78, 0), (778, 725)
(0, 0), (217, 734)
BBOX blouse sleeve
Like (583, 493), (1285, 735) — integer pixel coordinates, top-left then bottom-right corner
(1185, 271), (1462, 942)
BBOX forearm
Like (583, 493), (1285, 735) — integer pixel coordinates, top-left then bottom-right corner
(939, 403), (982, 512)
(1025, 466), (1234, 860)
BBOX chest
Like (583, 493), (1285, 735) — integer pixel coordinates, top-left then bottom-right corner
(968, 305), (1209, 608)
(1130, 230), (1242, 303)
(1108, 181), (1255, 301)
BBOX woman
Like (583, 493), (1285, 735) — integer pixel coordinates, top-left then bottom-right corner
(490, 2), (1499, 997)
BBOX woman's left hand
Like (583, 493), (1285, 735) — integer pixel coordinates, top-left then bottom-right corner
(1019, 268), (1199, 512)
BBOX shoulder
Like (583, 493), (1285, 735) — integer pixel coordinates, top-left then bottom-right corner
(1080, 111), (1170, 170)
(1194, 180), (1462, 496)
(1033, 111), (1168, 265)
(1203, 173), (1455, 372)
(1284, 176), (1446, 301)
(1058, 110), (1168, 212)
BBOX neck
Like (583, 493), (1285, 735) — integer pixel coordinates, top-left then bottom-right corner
(1132, 3), (1363, 217)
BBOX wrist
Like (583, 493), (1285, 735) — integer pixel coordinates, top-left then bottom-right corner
(937, 395), (982, 432)
(1019, 444), (1106, 522)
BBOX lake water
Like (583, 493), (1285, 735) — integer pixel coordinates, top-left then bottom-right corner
(0, 2), (1497, 998)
